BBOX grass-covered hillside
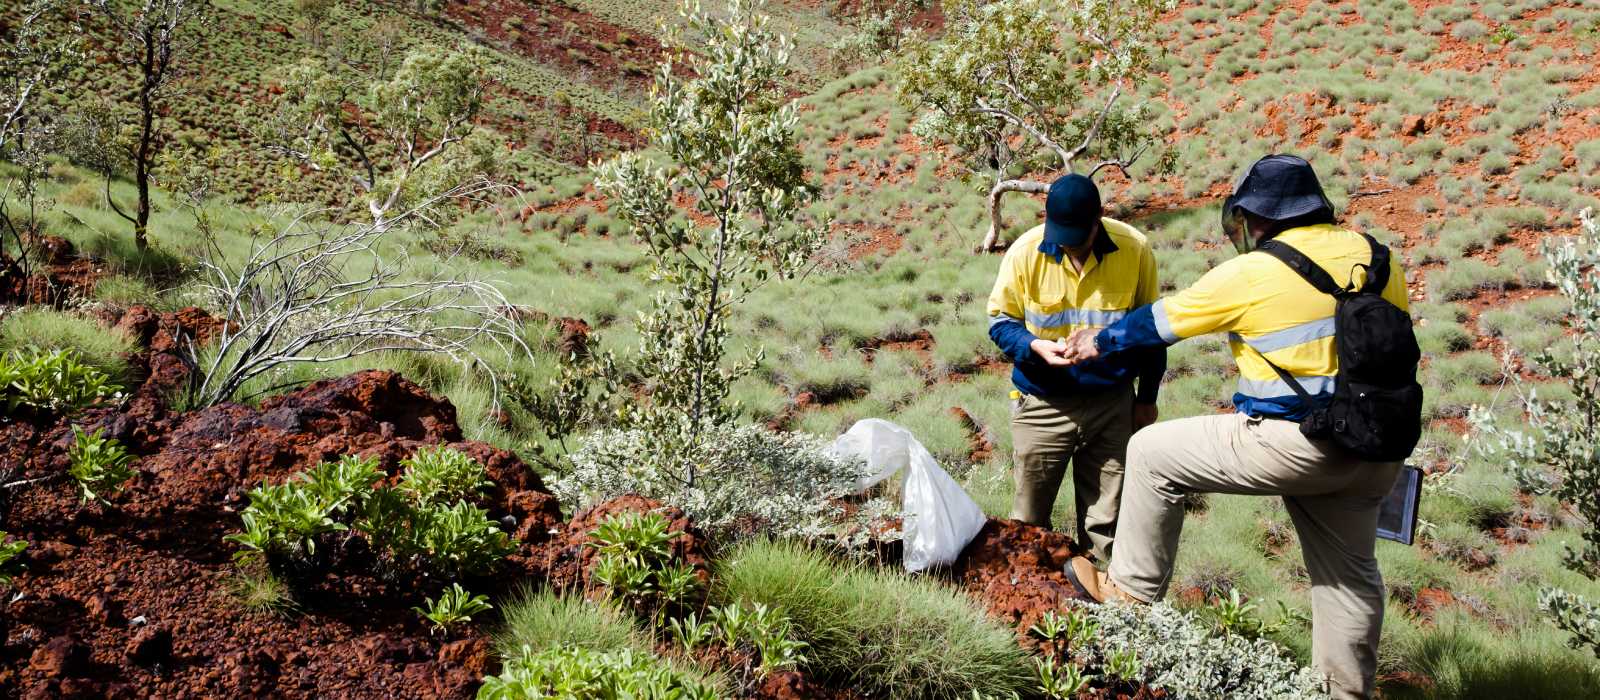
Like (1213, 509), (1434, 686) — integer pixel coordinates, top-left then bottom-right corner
(6, 0), (1600, 697)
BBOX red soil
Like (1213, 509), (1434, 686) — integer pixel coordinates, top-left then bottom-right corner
(950, 517), (1086, 638)
(0, 363), (563, 698)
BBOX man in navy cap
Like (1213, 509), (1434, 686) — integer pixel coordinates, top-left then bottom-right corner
(985, 173), (1165, 564)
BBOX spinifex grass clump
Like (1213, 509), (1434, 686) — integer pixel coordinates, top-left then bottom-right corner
(715, 539), (1032, 697)
(224, 448), (514, 587)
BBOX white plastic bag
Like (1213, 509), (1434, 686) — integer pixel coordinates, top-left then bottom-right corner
(827, 418), (987, 572)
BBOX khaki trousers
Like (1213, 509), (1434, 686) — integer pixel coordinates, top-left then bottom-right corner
(1108, 412), (1401, 700)
(1009, 385), (1133, 562)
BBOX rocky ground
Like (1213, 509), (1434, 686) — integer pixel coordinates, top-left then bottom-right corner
(0, 302), (1095, 698)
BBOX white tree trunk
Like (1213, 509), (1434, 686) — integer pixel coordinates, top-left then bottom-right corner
(981, 179), (1050, 252)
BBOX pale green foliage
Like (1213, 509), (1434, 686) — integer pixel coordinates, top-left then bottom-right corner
(0, 348), (123, 414)
(1034, 656), (1092, 699)
(555, 423), (893, 544)
(225, 451), (515, 581)
(261, 44), (501, 228)
(415, 582), (493, 634)
(477, 645), (719, 700)
(1066, 601), (1327, 699)
(592, 0), (827, 487)
(0, 532), (26, 587)
(707, 601), (808, 675)
(1470, 209), (1600, 657)
(400, 445), (490, 506)
(66, 426), (135, 504)
(896, 0), (1174, 246)
(587, 511), (700, 618)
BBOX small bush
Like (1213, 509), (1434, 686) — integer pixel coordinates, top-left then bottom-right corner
(0, 532), (26, 586)
(556, 424), (893, 544)
(415, 582), (493, 634)
(588, 512), (700, 618)
(67, 426), (136, 504)
(400, 445), (490, 506)
(716, 539), (1032, 697)
(478, 646), (719, 700)
(1069, 601), (1326, 699)
(0, 348), (123, 414)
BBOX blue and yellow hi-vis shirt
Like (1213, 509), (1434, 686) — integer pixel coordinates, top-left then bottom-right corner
(987, 218), (1165, 402)
(1095, 224), (1411, 420)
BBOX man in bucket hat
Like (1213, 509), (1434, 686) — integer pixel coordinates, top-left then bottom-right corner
(1055, 155), (1412, 700)
(985, 173), (1165, 565)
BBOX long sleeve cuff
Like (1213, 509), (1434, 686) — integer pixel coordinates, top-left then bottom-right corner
(1134, 346), (1166, 404)
(988, 316), (1038, 365)
(1095, 301), (1176, 355)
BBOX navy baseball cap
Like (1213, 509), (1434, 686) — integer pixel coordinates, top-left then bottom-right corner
(1044, 174), (1101, 248)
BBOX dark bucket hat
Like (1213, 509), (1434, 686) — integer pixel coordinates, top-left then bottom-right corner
(1220, 154), (1334, 240)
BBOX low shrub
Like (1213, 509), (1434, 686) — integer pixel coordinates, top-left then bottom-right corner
(588, 512), (700, 619)
(225, 449), (515, 582)
(415, 582), (493, 634)
(556, 424), (893, 544)
(493, 586), (644, 659)
(1068, 601), (1327, 699)
(66, 426), (136, 504)
(0, 348), (123, 414)
(715, 539), (1032, 697)
(477, 646), (718, 700)
(0, 532), (25, 586)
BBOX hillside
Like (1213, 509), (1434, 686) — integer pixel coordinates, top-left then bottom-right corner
(4, 0), (1600, 698)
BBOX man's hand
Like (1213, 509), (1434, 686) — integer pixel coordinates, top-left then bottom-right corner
(1029, 337), (1074, 366)
(1133, 402), (1159, 432)
(1060, 328), (1101, 365)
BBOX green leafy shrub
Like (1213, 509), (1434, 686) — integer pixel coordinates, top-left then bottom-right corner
(556, 424), (891, 544)
(66, 426), (136, 504)
(477, 646), (719, 700)
(707, 601), (808, 675)
(587, 512), (700, 617)
(415, 582), (493, 634)
(400, 445), (490, 505)
(225, 449), (514, 581)
(224, 455), (382, 569)
(716, 539), (1031, 697)
(0, 532), (26, 586)
(0, 348), (123, 414)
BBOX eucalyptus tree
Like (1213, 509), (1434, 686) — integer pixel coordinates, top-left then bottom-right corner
(897, 0), (1174, 251)
(86, 0), (212, 251)
(260, 44), (501, 232)
(592, 0), (828, 486)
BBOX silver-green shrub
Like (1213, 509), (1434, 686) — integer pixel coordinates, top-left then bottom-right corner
(1470, 208), (1600, 657)
(1068, 602), (1328, 699)
(555, 424), (894, 543)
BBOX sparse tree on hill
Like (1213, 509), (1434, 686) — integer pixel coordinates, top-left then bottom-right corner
(897, 0), (1175, 251)
(294, 0), (338, 47)
(86, 0), (212, 251)
(591, 0), (827, 487)
(260, 44), (501, 232)
(1, 0), (77, 283)
(1470, 209), (1600, 658)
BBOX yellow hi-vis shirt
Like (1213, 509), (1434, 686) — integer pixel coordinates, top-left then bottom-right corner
(986, 218), (1162, 400)
(1141, 224), (1410, 416)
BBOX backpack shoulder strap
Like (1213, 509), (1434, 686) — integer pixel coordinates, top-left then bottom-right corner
(1358, 233), (1391, 294)
(1255, 239), (1344, 296)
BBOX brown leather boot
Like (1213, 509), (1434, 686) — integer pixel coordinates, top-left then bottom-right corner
(1064, 556), (1146, 605)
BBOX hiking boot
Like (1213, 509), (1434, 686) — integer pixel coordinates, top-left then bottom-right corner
(1063, 556), (1145, 605)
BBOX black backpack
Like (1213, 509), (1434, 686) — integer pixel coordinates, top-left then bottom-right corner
(1255, 234), (1424, 462)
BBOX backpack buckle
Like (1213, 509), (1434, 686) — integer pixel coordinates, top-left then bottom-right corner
(1334, 419), (1347, 433)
